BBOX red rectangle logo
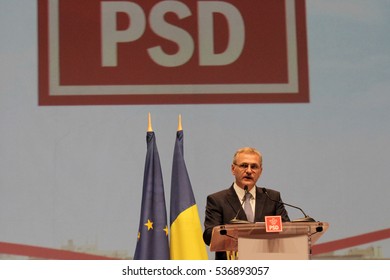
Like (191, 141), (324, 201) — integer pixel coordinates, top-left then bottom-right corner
(265, 216), (283, 232)
(38, 0), (309, 105)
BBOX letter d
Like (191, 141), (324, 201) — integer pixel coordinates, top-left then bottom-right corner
(198, 1), (245, 66)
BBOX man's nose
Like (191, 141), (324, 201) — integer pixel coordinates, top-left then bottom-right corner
(245, 167), (253, 173)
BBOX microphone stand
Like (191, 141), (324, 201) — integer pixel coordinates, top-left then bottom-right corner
(262, 187), (316, 223)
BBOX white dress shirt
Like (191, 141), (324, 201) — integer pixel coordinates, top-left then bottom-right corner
(233, 182), (256, 214)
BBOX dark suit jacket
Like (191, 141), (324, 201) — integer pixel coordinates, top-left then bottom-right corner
(203, 184), (290, 260)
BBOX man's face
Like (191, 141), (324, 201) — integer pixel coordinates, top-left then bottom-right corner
(231, 153), (262, 189)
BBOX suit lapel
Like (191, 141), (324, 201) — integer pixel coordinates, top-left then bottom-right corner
(226, 185), (247, 220)
(254, 187), (267, 221)
(225, 185), (268, 222)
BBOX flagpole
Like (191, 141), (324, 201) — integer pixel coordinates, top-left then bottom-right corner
(177, 114), (182, 131)
(147, 112), (153, 132)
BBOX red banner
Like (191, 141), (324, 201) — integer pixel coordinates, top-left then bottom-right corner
(38, 0), (309, 105)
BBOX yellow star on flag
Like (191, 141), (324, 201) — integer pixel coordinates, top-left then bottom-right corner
(144, 219), (153, 230)
(163, 225), (169, 236)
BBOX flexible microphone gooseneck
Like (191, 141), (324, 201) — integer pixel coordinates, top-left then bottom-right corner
(230, 185), (252, 224)
(262, 187), (316, 222)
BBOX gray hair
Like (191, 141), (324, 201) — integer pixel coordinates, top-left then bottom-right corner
(232, 147), (262, 165)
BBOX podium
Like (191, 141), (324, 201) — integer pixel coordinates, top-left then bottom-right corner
(210, 222), (328, 260)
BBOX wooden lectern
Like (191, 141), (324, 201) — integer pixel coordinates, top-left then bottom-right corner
(210, 222), (328, 260)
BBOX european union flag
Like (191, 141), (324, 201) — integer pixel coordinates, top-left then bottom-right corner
(134, 131), (170, 260)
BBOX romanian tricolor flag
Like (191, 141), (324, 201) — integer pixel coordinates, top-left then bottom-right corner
(169, 119), (208, 260)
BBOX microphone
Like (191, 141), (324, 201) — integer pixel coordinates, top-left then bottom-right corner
(230, 185), (252, 224)
(262, 187), (316, 222)
(219, 228), (237, 239)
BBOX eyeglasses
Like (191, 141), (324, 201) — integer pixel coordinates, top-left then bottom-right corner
(233, 163), (261, 171)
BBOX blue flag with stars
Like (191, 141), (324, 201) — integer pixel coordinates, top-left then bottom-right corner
(134, 131), (170, 260)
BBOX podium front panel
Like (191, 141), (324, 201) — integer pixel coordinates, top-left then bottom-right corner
(238, 234), (309, 260)
(210, 222), (328, 260)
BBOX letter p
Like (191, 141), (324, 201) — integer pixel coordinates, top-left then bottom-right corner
(101, 1), (146, 67)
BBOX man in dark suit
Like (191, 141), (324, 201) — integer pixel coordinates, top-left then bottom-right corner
(203, 147), (290, 260)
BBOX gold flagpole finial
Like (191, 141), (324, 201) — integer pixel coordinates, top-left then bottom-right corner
(147, 112), (153, 132)
(177, 114), (183, 131)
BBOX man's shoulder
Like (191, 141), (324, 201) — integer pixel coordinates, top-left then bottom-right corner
(256, 186), (280, 193)
(208, 186), (234, 198)
(256, 186), (282, 200)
